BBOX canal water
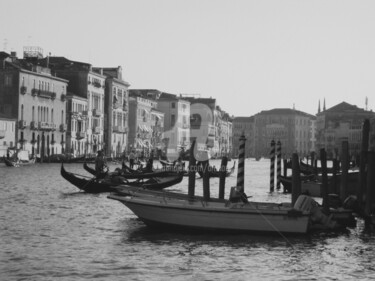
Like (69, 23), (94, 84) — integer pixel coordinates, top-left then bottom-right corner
(1, 159), (375, 280)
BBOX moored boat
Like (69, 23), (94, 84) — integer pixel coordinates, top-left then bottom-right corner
(62, 164), (184, 193)
(279, 174), (316, 193)
(3, 150), (36, 167)
(108, 191), (315, 234)
(196, 161), (236, 178)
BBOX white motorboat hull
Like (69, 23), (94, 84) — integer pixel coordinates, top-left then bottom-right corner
(109, 194), (310, 234)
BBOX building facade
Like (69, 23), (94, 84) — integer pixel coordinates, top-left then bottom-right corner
(316, 102), (375, 158)
(65, 95), (88, 156)
(128, 91), (158, 157)
(232, 116), (254, 158)
(157, 93), (190, 159)
(47, 57), (105, 155)
(150, 108), (165, 156)
(0, 116), (16, 157)
(0, 49), (68, 159)
(253, 108), (314, 158)
(97, 67), (130, 158)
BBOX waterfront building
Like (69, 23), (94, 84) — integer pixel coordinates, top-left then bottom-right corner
(157, 92), (190, 159)
(150, 108), (165, 156)
(0, 49), (68, 158)
(215, 109), (233, 158)
(232, 116), (254, 158)
(183, 97), (217, 155)
(65, 95), (88, 156)
(316, 101), (375, 158)
(47, 57), (105, 155)
(128, 90), (160, 157)
(253, 108), (314, 158)
(0, 115), (16, 157)
(94, 67), (130, 158)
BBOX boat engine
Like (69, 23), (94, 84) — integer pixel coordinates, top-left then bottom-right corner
(293, 195), (338, 229)
(293, 195), (318, 213)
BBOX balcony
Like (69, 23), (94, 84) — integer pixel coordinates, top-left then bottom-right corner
(30, 121), (38, 130)
(0, 130), (5, 139)
(61, 94), (66, 102)
(18, 120), (27, 129)
(31, 88), (38, 96)
(92, 109), (102, 116)
(38, 122), (50, 131)
(60, 124), (67, 132)
(38, 90), (57, 100)
(76, 132), (85, 139)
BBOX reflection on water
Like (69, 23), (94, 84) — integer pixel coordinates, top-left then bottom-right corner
(1, 160), (375, 280)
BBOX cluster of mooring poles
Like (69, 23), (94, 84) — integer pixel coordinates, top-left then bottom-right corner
(286, 119), (375, 228)
(187, 134), (247, 202)
(269, 140), (282, 192)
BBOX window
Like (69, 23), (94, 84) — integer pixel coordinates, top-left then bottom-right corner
(171, 114), (175, 127)
(171, 102), (175, 109)
(4, 74), (12, 86)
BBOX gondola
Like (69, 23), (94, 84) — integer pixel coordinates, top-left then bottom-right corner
(61, 164), (184, 193)
(196, 161), (236, 178)
(299, 161), (335, 175)
(61, 164), (117, 193)
(279, 174), (316, 193)
(83, 162), (97, 176)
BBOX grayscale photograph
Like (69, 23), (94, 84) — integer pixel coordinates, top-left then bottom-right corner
(1, 0), (375, 280)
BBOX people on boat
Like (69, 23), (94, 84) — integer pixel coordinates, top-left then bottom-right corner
(129, 150), (136, 169)
(95, 150), (108, 178)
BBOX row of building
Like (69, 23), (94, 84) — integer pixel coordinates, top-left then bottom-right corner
(232, 102), (375, 159)
(0, 47), (233, 160)
(1, 47), (375, 161)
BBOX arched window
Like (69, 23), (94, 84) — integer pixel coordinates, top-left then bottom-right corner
(51, 109), (54, 123)
(61, 110), (64, 124)
(32, 106), (35, 122)
(21, 104), (24, 120)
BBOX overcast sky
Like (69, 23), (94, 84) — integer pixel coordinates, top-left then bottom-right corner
(1, 0), (375, 117)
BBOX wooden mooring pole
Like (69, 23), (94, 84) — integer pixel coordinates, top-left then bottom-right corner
(219, 156), (228, 199)
(291, 153), (301, 206)
(202, 160), (210, 201)
(236, 134), (246, 193)
(340, 141), (349, 201)
(188, 140), (196, 199)
(270, 140), (276, 192)
(320, 148), (329, 213)
(358, 119), (370, 207)
(330, 158), (339, 194)
(276, 141), (281, 190)
(365, 152), (375, 218)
